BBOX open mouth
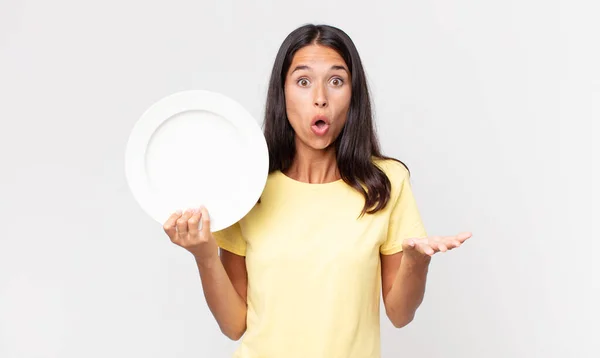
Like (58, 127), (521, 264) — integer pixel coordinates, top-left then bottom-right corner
(314, 119), (327, 128)
(311, 117), (330, 136)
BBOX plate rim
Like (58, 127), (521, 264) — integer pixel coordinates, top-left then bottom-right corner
(124, 89), (269, 232)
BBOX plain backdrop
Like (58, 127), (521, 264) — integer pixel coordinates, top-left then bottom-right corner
(1, 0), (598, 357)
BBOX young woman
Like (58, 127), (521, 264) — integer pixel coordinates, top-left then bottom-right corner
(163, 24), (472, 358)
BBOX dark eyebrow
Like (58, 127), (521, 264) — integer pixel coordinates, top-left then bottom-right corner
(290, 65), (349, 74)
(330, 65), (349, 73)
(291, 65), (311, 73)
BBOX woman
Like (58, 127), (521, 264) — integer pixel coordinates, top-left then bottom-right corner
(163, 24), (472, 358)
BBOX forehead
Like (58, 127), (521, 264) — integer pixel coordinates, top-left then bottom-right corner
(290, 45), (347, 68)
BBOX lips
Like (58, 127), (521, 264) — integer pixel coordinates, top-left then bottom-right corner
(310, 115), (330, 136)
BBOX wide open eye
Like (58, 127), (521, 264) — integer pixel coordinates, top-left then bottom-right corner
(330, 77), (344, 86)
(297, 78), (311, 87)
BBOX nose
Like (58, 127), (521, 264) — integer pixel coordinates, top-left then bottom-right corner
(313, 85), (328, 108)
(314, 99), (327, 108)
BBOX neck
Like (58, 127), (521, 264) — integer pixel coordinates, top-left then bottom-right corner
(284, 140), (340, 184)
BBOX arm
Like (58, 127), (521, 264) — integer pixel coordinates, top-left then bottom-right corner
(196, 249), (248, 340)
(381, 233), (472, 328)
(381, 252), (430, 328)
(163, 207), (248, 340)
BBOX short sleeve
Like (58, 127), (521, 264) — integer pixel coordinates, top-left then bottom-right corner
(213, 222), (247, 256)
(380, 167), (428, 255)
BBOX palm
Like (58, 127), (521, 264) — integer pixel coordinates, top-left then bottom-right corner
(402, 232), (472, 257)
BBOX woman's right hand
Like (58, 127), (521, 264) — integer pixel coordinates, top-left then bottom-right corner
(163, 206), (218, 262)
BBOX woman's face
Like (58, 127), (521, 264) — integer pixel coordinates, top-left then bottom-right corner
(284, 44), (351, 151)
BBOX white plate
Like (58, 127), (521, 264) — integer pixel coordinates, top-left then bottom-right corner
(125, 90), (269, 232)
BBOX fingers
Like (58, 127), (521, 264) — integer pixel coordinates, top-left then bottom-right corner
(176, 209), (194, 240)
(404, 238), (434, 256)
(426, 236), (445, 253)
(412, 240), (434, 256)
(188, 208), (202, 238)
(437, 242), (449, 252)
(164, 206), (211, 244)
(443, 232), (471, 249)
(437, 234), (471, 250)
(456, 232), (472, 242)
(163, 211), (182, 240)
(405, 232), (472, 258)
(420, 243), (435, 256)
(200, 206), (211, 235)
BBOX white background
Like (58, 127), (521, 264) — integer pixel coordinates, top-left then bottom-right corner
(1, 0), (598, 357)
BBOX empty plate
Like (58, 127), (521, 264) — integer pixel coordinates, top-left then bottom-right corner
(125, 90), (269, 232)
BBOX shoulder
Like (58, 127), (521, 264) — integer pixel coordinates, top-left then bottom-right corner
(373, 157), (410, 183)
(372, 157), (412, 206)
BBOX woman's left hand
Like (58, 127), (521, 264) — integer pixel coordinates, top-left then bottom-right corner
(402, 232), (472, 258)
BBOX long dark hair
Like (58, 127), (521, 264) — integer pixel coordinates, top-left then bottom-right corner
(263, 24), (409, 216)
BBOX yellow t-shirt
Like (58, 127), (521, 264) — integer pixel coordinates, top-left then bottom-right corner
(213, 158), (427, 358)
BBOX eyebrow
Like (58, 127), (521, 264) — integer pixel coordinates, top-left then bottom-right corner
(290, 65), (349, 74)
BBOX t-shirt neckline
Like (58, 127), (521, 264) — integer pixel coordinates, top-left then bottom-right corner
(275, 170), (345, 187)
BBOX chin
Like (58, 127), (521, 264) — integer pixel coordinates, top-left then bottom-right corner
(296, 131), (338, 152)
(309, 138), (336, 151)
